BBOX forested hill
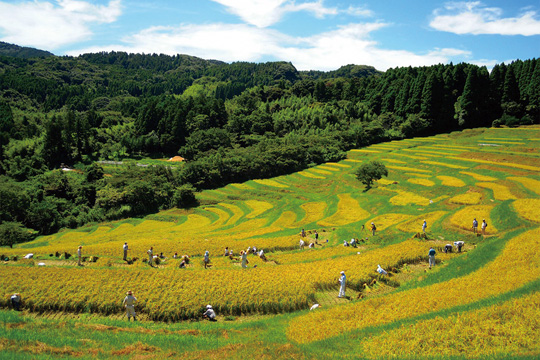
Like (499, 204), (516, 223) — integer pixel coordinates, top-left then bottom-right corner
(0, 41), (54, 59)
(0, 48), (539, 241)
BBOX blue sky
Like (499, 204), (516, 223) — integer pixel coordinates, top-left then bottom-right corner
(0, 0), (538, 71)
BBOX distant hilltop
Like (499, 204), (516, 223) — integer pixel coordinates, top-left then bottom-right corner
(0, 41), (54, 59)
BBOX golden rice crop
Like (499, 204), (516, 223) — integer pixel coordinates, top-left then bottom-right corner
(318, 194), (369, 226)
(326, 162), (351, 168)
(298, 171), (325, 179)
(317, 166), (340, 172)
(244, 200), (273, 219)
(309, 168), (332, 175)
(272, 211), (297, 228)
(507, 176), (540, 196)
(459, 171), (498, 182)
(253, 179), (289, 188)
(287, 226), (540, 343)
(0, 240), (448, 320)
(365, 213), (412, 231)
(449, 205), (496, 234)
(396, 211), (447, 233)
(360, 292), (540, 359)
(512, 199), (540, 222)
(421, 160), (468, 169)
(297, 202), (326, 225)
(407, 178), (435, 187)
(476, 182), (517, 201)
(344, 159), (362, 163)
(219, 203), (245, 226)
(436, 175), (466, 187)
(376, 178), (396, 186)
(384, 189), (431, 206)
(204, 207), (231, 227)
(449, 192), (482, 205)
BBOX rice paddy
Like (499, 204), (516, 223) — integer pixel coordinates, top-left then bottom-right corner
(2, 126), (540, 359)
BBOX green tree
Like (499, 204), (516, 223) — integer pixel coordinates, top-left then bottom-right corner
(0, 221), (34, 248)
(354, 161), (388, 189)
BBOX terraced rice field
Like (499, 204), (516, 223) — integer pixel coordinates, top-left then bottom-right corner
(2, 126), (540, 359)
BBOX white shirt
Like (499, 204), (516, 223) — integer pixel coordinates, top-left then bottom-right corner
(310, 304), (320, 310)
(123, 295), (137, 306)
(204, 308), (216, 319)
(123, 244), (128, 251)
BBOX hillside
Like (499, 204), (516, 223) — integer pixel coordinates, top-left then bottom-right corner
(1, 52), (538, 241)
(1, 126), (539, 359)
(0, 41), (54, 59)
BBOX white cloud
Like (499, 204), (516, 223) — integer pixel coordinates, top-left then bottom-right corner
(430, 1), (540, 36)
(0, 0), (122, 49)
(69, 22), (477, 71)
(211, 0), (338, 27)
(345, 6), (374, 18)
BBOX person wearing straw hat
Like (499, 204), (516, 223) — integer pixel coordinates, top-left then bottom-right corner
(10, 293), (21, 311)
(123, 290), (137, 321)
(422, 219), (427, 233)
(481, 219), (488, 236)
(472, 218), (478, 234)
(203, 304), (216, 321)
(371, 222), (377, 236)
(338, 271), (347, 298)
(77, 246), (83, 266)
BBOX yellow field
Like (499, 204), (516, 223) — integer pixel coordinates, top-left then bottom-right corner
(449, 192), (482, 205)
(476, 182), (517, 200)
(407, 178), (435, 187)
(449, 205), (496, 234)
(318, 194), (369, 226)
(287, 226), (540, 343)
(512, 199), (540, 222)
(437, 175), (466, 187)
(361, 292), (540, 358)
(508, 176), (540, 195)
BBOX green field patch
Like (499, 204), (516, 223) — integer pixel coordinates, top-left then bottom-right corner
(253, 179), (289, 188)
(387, 165), (431, 173)
(421, 160), (469, 169)
(507, 176), (540, 196)
(390, 153), (429, 160)
(459, 171), (498, 182)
